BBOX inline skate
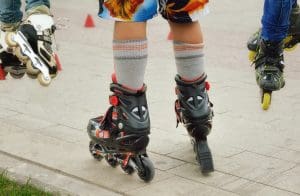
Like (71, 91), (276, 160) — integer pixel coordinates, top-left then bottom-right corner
(87, 82), (155, 182)
(255, 40), (285, 110)
(174, 75), (214, 173)
(247, 5), (300, 62)
(2, 13), (57, 86)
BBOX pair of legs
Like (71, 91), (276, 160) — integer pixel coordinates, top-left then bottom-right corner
(113, 21), (204, 89)
(87, 0), (214, 182)
(247, 0), (300, 110)
(0, 0), (57, 86)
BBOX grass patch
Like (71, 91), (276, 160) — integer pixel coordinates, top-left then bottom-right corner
(0, 172), (53, 196)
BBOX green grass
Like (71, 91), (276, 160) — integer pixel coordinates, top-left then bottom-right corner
(0, 172), (53, 196)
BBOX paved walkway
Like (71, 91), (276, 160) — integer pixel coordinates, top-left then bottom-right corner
(0, 0), (300, 195)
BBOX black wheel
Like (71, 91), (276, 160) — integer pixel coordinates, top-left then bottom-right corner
(137, 156), (155, 182)
(10, 72), (25, 79)
(89, 141), (103, 161)
(105, 155), (119, 168)
(121, 164), (135, 175)
(195, 141), (214, 174)
(26, 72), (38, 79)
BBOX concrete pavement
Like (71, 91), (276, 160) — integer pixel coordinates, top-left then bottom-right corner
(0, 0), (300, 195)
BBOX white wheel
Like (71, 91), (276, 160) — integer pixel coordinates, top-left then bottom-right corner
(37, 73), (51, 87)
(15, 47), (29, 62)
(5, 32), (17, 47)
(26, 61), (39, 75)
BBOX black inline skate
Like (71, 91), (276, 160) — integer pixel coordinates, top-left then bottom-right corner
(87, 82), (155, 182)
(174, 75), (214, 173)
(255, 40), (285, 110)
(247, 4), (300, 62)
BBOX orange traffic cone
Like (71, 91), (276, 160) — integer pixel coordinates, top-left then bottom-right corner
(0, 65), (6, 80)
(84, 14), (95, 28)
(54, 54), (62, 71)
(167, 31), (173, 41)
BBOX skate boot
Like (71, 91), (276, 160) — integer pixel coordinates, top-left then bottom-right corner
(174, 75), (214, 173)
(0, 25), (26, 80)
(247, 5), (300, 61)
(254, 40), (285, 110)
(4, 13), (57, 86)
(87, 83), (155, 182)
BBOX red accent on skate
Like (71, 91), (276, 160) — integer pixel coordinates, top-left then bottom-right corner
(54, 53), (62, 71)
(84, 14), (95, 28)
(111, 72), (117, 83)
(122, 153), (132, 167)
(0, 66), (6, 80)
(205, 81), (210, 91)
(167, 31), (173, 41)
(95, 129), (110, 138)
(109, 95), (119, 106)
(112, 111), (118, 120)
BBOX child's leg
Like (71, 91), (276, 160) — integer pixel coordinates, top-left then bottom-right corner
(169, 22), (205, 81)
(113, 22), (147, 90)
(261, 0), (294, 41)
(160, 0), (214, 173)
(0, 0), (22, 28)
(87, 0), (156, 182)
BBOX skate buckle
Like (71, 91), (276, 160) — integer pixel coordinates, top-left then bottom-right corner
(13, 31), (51, 82)
(109, 95), (119, 106)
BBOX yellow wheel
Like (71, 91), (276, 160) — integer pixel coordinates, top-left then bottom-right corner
(283, 36), (297, 51)
(248, 51), (256, 62)
(26, 61), (39, 75)
(37, 73), (51, 87)
(5, 32), (17, 47)
(15, 47), (29, 62)
(261, 92), (271, 110)
(285, 44), (297, 52)
(26, 72), (37, 79)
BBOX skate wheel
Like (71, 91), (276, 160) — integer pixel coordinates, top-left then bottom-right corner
(284, 36), (297, 51)
(285, 44), (297, 52)
(262, 92), (271, 110)
(121, 164), (135, 175)
(5, 32), (18, 47)
(105, 155), (119, 168)
(15, 47), (29, 62)
(10, 72), (25, 79)
(89, 141), (104, 161)
(137, 156), (155, 182)
(26, 72), (38, 79)
(248, 50), (256, 62)
(37, 73), (51, 87)
(196, 141), (214, 174)
(26, 61), (39, 75)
